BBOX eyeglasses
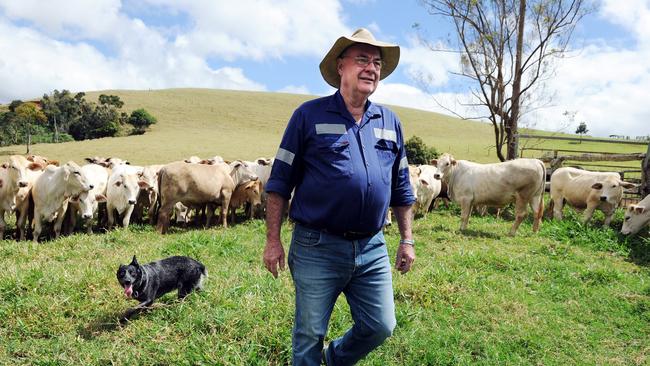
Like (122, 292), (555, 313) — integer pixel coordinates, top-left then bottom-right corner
(342, 56), (384, 70)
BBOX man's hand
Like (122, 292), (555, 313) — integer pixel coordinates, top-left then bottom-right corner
(395, 243), (415, 274)
(263, 240), (286, 278)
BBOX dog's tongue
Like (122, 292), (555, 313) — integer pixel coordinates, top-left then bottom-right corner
(123, 284), (133, 298)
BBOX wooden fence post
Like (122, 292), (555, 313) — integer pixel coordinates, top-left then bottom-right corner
(642, 142), (650, 196)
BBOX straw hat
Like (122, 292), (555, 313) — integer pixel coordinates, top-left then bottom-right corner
(319, 28), (400, 88)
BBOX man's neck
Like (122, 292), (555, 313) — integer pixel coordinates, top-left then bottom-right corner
(340, 89), (369, 124)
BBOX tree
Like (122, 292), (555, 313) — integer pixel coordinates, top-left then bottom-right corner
(419, 0), (590, 161)
(14, 102), (47, 153)
(575, 121), (588, 143)
(41, 90), (83, 142)
(128, 108), (157, 134)
(405, 136), (439, 165)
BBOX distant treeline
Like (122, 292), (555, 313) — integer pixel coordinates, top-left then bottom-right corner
(0, 90), (157, 148)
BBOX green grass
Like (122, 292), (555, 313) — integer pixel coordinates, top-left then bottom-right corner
(2, 88), (645, 165)
(1, 207), (648, 365)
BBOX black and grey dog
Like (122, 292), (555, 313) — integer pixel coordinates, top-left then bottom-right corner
(116, 255), (207, 317)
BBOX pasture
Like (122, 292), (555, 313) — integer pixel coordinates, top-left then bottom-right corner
(1, 208), (648, 365)
(1, 88), (649, 365)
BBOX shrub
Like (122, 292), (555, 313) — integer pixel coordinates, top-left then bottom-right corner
(405, 136), (439, 165)
(128, 108), (157, 134)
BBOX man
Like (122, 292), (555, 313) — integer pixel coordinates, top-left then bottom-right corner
(263, 28), (415, 366)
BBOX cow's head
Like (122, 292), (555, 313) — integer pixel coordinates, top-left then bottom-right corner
(433, 153), (456, 178)
(230, 160), (259, 185)
(4, 156), (29, 189)
(64, 161), (93, 193)
(621, 203), (649, 235)
(590, 177), (637, 205)
(114, 173), (140, 205)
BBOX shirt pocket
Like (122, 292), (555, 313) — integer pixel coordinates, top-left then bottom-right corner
(375, 139), (398, 184)
(317, 137), (353, 178)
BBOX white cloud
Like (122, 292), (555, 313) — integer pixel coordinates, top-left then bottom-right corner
(277, 85), (311, 95)
(399, 36), (459, 87)
(0, 5), (266, 103)
(142, 0), (349, 60)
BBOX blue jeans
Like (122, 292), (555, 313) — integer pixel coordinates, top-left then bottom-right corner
(288, 224), (396, 366)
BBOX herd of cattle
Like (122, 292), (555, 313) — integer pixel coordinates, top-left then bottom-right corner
(0, 152), (648, 242)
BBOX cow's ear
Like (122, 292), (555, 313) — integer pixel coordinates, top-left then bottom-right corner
(635, 206), (646, 214)
(69, 195), (80, 203)
(591, 183), (603, 190)
(95, 194), (107, 202)
(138, 181), (149, 189)
(28, 162), (43, 171)
(49, 160), (60, 167)
(63, 166), (71, 181)
(451, 158), (457, 166)
(628, 205), (636, 212)
(84, 157), (94, 163)
(430, 159), (438, 167)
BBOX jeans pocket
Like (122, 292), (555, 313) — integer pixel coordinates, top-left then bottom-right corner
(292, 229), (321, 247)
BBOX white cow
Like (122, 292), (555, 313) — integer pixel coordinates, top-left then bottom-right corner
(133, 164), (164, 224)
(13, 155), (59, 241)
(621, 194), (650, 235)
(434, 153), (546, 236)
(107, 165), (143, 229)
(67, 164), (109, 234)
(0, 155), (34, 239)
(244, 158), (274, 218)
(550, 167), (637, 226)
(408, 164), (442, 217)
(32, 162), (92, 241)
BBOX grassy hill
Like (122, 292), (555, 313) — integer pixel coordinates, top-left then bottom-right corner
(2, 88), (645, 166)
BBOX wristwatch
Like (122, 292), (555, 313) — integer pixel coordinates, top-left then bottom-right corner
(399, 239), (414, 246)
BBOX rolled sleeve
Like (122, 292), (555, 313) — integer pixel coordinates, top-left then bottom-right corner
(265, 109), (304, 200)
(389, 122), (415, 207)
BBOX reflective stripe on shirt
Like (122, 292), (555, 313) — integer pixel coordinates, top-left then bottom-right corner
(315, 123), (347, 135)
(373, 128), (397, 142)
(275, 147), (295, 166)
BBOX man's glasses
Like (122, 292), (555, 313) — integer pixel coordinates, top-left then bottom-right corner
(342, 56), (384, 70)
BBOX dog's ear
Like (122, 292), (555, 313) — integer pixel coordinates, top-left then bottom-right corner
(130, 255), (139, 267)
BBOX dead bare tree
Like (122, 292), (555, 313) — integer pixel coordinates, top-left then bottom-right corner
(419, 0), (590, 161)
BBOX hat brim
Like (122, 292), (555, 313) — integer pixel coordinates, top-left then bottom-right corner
(319, 35), (400, 89)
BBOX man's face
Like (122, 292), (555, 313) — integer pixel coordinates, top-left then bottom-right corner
(337, 44), (382, 97)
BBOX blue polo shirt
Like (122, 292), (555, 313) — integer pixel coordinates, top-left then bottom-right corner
(266, 90), (415, 234)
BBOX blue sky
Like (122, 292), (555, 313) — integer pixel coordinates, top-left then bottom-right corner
(0, 0), (648, 138)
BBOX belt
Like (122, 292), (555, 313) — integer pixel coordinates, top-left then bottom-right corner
(295, 221), (377, 241)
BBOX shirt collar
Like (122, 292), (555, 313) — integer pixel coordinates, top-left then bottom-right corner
(326, 90), (382, 123)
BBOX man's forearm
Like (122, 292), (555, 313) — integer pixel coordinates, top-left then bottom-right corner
(392, 205), (413, 241)
(266, 192), (287, 243)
